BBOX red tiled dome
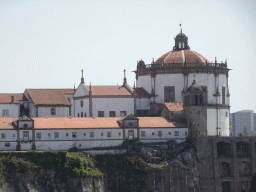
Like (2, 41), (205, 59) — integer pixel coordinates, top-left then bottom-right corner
(154, 50), (212, 66)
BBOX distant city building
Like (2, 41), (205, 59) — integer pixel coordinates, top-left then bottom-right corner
(231, 110), (254, 136)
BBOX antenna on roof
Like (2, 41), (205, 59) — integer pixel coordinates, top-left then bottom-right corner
(123, 69), (127, 85)
(81, 69), (84, 83)
(180, 21), (182, 33)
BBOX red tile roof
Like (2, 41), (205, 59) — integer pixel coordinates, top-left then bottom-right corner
(164, 102), (184, 112)
(133, 88), (151, 98)
(90, 86), (133, 97)
(154, 50), (211, 66)
(25, 89), (73, 106)
(0, 117), (187, 129)
(0, 93), (24, 104)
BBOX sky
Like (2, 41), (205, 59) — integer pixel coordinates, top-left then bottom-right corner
(0, 0), (255, 113)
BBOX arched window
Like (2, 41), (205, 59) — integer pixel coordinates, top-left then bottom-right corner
(217, 142), (232, 157)
(199, 95), (203, 105)
(195, 95), (198, 105)
(23, 124), (28, 128)
(179, 42), (181, 48)
(80, 100), (83, 108)
(236, 141), (250, 157)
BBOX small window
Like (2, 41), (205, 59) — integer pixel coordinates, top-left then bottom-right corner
(2, 109), (9, 117)
(13, 134), (15, 137)
(101, 133), (103, 136)
(185, 132), (188, 136)
(152, 132), (154, 136)
(81, 112), (83, 117)
(141, 131), (146, 137)
(23, 131), (29, 137)
(107, 132), (111, 137)
(119, 132), (121, 136)
(1, 133), (6, 139)
(84, 133), (86, 136)
(36, 132), (41, 138)
(66, 133), (69, 136)
(23, 124), (28, 128)
(80, 100), (83, 107)
(174, 131), (179, 136)
(98, 111), (104, 117)
(78, 113), (80, 117)
(84, 113), (86, 117)
(51, 108), (56, 115)
(129, 123), (133, 127)
(54, 132), (59, 138)
(158, 131), (162, 137)
(72, 132), (77, 138)
(5, 142), (10, 147)
(90, 132), (94, 137)
(226, 112), (228, 117)
(48, 133), (51, 137)
(120, 111), (127, 117)
(109, 111), (116, 117)
(169, 132), (171, 135)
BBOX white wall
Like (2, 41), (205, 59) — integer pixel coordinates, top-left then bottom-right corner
(38, 106), (69, 117)
(74, 98), (90, 117)
(74, 83), (89, 97)
(137, 75), (152, 95)
(0, 104), (20, 117)
(155, 74), (184, 103)
(136, 98), (150, 110)
(92, 98), (134, 117)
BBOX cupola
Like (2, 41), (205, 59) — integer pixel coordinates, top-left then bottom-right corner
(173, 30), (190, 51)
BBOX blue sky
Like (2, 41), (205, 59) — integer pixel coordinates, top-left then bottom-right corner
(0, 0), (255, 113)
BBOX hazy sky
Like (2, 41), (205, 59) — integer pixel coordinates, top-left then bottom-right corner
(0, 0), (255, 113)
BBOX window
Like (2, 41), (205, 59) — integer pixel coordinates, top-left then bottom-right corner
(81, 112), (83, 117)
(101, 133), (103, 136)
(80, 100), (83, 107)
(2, 109), (9, 117)
(84, 133), (86, 136)
(98, 111), (104, 117)
(195, 95), (198, 105)
(48, 133), (51, 137)
(158, 131), (162, 137)
(23, 124), (28, 128)
(36, 132), (41, 138)
(90, 132), (94, 137)
(222, 87), (225, 105)
(67, 98), (71, 103)
(174, 131), (179, 136)
(23, 131), (29, 137)
(5, 143), (10, 147)
(51, 108), (56, 115)
(169, 132), (171, 135)
(13, 134), (15, 137)
(1, 133), (6, 139)
(129, 123), (133, 127)
(72, 132), (77, 138)
(226, 112), (228, 117)
(66, 133), (69, 136)
(152, 132), (154, 136)
(84, 113), (86, 117)
(120, 111), (127, 117)
(141, 131), (146, 137)
(109, 111), (116, 117)
(78, 113), (80, 117)
(119, 132), (121, 136)
(107, 132), (111, 137)
(185, 132), (187, 136)
(54, 132), (59, 138)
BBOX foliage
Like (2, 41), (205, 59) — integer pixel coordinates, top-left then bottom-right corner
(122, 139), (138, 148)
(247, 132), (256, 137)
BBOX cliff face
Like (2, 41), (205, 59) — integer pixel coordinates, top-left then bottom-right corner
(0, 169), (106, 192)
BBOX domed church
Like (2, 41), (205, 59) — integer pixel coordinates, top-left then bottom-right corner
(135, 29), (231, 137)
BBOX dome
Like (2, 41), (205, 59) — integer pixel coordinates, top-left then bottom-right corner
(154, 49), (211, 66)
(176, 32), (187, 38)
(187, 80), (202, 92)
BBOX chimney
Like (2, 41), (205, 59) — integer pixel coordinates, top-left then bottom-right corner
(11, 96), (14, 103)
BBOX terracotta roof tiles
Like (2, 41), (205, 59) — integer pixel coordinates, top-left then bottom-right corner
(164, 102), (184, 112)
(0, 93), (24, 104)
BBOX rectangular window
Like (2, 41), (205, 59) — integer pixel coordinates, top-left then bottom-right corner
(72, 132), (77, 138)
(169, 132), (171, 135)
(185, 132), (187, 136)
(84, 113), (86, 117)
(2, 109), (9, 117)
(51, 108), (56, 115)
(84, 133), (86, 136)
(107, 132), (111, 137)
(101, 133), (103, 136)
(109, 111), (116, 117)
(54, 132), (59, 138)
(90, 132), (94, 137)
(81, 112), (83, 117)
(174, 131), (179, 136)
(1, 133), (6, 139)
(5, 142), (10, 147)
(13, 134), (16, 137)
(36, 132), (41, 138)
(78, 113), (80, 117)
(158, 131), (162, 137)
(152, 132), (154, 136)
(23, 131), (29, 137)
(222, 86), (225, 105)
(119, 132), (121, 136)
(141, 131), (146, 137)
(120, 111), (127, 117)
(48, 133), (51, 137)
(98, 111), (104, 117)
